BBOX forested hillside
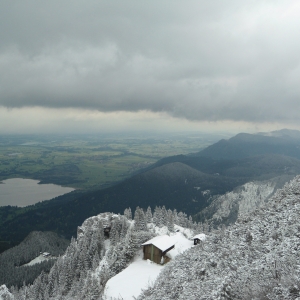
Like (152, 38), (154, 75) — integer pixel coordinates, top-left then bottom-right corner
(194, 174), (293, 226)
(138, 176), (300, 300)
(2, 175), (300, 299)
(0, 231), (69, 289)
(7, 206), (197, 299)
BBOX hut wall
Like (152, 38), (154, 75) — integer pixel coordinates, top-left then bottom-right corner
(143, 245), (163, 264)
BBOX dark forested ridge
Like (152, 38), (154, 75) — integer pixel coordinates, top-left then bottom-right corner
(0, 231), (69, 288)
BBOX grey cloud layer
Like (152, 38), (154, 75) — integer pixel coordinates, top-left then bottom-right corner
(1, 0), (300, 123)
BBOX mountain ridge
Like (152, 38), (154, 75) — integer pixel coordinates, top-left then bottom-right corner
(2, 130), (300, 249)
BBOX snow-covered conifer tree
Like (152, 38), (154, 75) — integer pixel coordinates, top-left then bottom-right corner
(146, 206), (152, 223)
(134, 206), (141, 231)
(124, 208), (132, 220)
(167, 209), (174, 232)
(153, 206), (163, 227)
(173, 209), (179, 225)
(153, 206), (159, 225)
(138, 208), (148, 231)
(161, 206), (168, 226)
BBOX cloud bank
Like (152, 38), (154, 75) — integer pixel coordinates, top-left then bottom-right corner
(1, 0), (300, 129)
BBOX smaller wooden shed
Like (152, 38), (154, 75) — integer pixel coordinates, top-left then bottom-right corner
(192, 233), (206, 245)
(142, 235), (175, 264)
(104, 226), (111, 237)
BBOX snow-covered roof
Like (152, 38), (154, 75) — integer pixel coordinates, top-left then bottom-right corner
(192, 234), (206, 241)
(141, 235), (175, 252)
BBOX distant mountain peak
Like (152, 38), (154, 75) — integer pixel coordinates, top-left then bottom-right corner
(257, 128), (300, 139)
(198, 129), (300, 160)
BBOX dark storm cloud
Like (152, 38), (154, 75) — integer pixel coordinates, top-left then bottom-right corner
(1, 0), (300, 123)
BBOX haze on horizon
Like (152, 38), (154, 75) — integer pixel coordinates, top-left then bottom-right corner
(1, 1), (300, 135)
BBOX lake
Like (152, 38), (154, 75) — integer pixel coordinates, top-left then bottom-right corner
(0, 178), (75, 207)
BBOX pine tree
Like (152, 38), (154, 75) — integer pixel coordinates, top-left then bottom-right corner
(120, 217), (128, 239)
(167, 209), (174, 232)
(153, 206), (163, 227)
(124, 208), (132, 220)
(173, 209), (179, 225)
(139, 208), (148, 231)
(161, 206), (168, 226)
(110, 219), (121, 245)
(157, 206), (164, 227)
(146, 206), (152, 223)
(134, 206), (141, 231)
(153, 206), (158, 226)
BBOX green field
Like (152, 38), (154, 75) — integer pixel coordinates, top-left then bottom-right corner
(0, 133), (226, 190)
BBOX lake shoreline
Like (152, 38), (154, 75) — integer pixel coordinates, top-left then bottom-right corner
(0, 178), (75, 207)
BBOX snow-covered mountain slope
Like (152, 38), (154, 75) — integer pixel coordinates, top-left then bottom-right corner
(7, 174), (300, 299)
(195, 175), (293, 226)
(138, 175), (300, 300)
(9, 207), (198, 299)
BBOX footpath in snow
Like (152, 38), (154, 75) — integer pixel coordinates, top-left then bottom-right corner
(104, 225), (196, 299)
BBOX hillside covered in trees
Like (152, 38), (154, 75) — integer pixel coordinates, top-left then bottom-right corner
(138, 176), (300, 300)
(2, 206), (197, 299)
(1, 175), (300, 299)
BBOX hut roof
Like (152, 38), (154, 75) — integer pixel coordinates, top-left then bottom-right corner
(192, 233), (206, 241)
(141, 235), (175, 252)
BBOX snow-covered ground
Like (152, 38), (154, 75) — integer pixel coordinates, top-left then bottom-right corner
(103, 226), (197, 300)
(103, 250), (164, 300)
(21, 254), (55, 266)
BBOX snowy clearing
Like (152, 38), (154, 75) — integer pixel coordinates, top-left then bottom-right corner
(103, 227), (196, 300)
(21, 254), (55, 267)
(103, 250), (164, 300)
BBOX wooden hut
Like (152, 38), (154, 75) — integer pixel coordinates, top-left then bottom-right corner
(141, 235), (175, 264)
(192, 233), (206, 245)
(104, 226), (111, 237)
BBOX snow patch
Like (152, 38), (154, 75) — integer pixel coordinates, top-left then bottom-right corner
(22, 254), (56, 266)
(104, 250), (164, 300)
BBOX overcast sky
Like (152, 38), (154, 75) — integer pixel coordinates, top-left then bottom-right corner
(1, 0), (300, 134)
